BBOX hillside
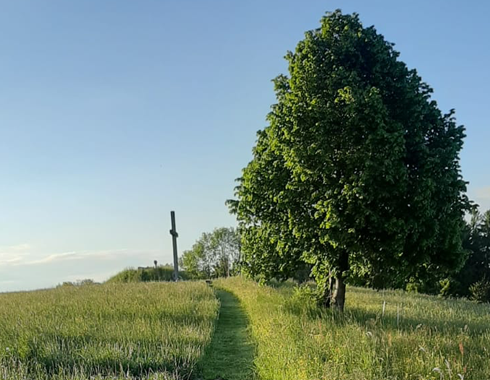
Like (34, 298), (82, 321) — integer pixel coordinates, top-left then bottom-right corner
(106, 266), (189, 283)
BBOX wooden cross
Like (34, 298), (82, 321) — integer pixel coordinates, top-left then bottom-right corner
(169, 211), (179, 281)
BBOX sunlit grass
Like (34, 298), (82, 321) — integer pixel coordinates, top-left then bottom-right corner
(199, 289), (255, 380)
(4, 276), (488, 379)
(215, 277), (490, 380)
(0, 281), (218, 380)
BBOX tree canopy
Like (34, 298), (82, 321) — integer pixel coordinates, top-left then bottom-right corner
(445, 208), (490, 301)
(179, 227), (240, 279)
(228, 10), (470, 310)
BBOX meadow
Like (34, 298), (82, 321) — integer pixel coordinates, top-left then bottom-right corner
(0, 281), (218, 380)
(214, 277), (490, 380)
(1, 277), (490, 380)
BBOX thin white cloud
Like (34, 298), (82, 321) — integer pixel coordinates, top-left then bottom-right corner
(0, 248), (158, 267)
(25, 249), (160, 266)
(27, 251), (85, 265)
(0, 244), (32, 266)
(0, 248), (168, 292)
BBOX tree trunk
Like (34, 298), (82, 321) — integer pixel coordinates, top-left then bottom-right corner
(323, 273), (335, 308)
(331, 251), (349, 312)
(332, 274), (346, 311)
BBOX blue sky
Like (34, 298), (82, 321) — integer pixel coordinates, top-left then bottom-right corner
(1, 0), (489, 292)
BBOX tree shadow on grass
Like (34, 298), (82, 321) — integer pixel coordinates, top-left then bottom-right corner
(344, 304), (489, 336)
(198, 289), (255, 380)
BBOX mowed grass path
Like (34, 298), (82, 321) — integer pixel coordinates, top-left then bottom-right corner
(200, 289), (255, 380)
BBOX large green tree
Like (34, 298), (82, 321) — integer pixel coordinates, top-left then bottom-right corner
(228, 10), (470, 310)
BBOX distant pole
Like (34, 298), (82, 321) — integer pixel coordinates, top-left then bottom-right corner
(169, 211), (179, 281)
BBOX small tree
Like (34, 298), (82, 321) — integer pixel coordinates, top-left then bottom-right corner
(229, 10), (469, 310)
(180, 227), (240, 279)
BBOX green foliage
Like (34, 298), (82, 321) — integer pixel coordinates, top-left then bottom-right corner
(447, 208), (490, 298)
(57, 279), (97, 287)
(180, 227), (240, 279)
(106, 266), (189, 283)
(284, 283), (321, 318)
(215, 276), (490, 380)
(229, 10), (469, 309)
(0, 282), (218, 379)
(469, 278), (490, 303)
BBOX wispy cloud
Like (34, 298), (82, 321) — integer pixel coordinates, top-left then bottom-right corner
(0, 248), (168, 292)
(0, 249), (163, 266)
(1, 247), (161, 267)
(25, 249), (159, 266)
(0, 244), (32, 266)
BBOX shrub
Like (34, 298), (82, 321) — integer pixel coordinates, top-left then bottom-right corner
(469, 278), (490, 303)
(106, 266), (189, 283)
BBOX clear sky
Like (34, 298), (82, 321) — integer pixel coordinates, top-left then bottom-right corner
(1, 0), (489, 292)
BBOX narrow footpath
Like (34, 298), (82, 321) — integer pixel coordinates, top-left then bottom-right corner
(200, 289), (255, 380)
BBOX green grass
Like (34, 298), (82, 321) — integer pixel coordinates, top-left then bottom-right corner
(215, 277), (490, 380)
(3, 276), (489, 380)
(200, 289), (255, 380)
(106, 266), (189, 283)
(0, 281), (218, 380)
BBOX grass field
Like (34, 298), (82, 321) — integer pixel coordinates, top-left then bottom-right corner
(214, 277), (490, 380)
(0, 281), (218, 380)
(2, 277), (489, 380)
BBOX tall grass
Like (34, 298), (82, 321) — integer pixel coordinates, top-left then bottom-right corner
(0, 282), (218, 380)
(215, 277), (490, 380)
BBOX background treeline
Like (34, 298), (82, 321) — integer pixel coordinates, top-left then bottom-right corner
(447, 208), (490, 301)
(107, 265), (189, 283)
(179, 227), (240, 279)
(96, 228), (240, 285)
